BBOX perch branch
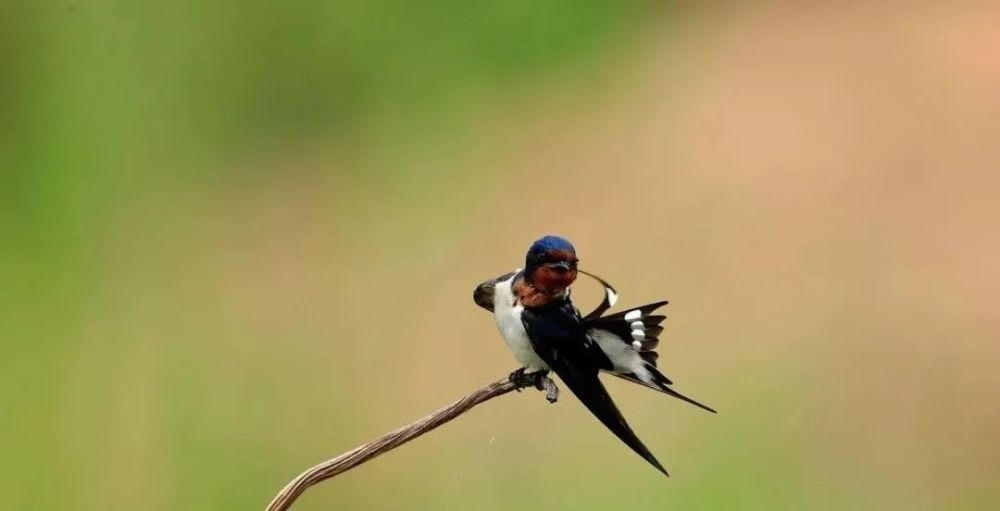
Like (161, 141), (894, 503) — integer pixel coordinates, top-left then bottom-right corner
(265, 371), (557, 511)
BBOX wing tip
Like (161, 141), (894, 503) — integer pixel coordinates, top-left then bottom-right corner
(633, 443), (669, 476)
(649, 457), (670, 477)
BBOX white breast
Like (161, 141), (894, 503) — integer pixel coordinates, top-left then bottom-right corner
(493, 274), (550, 372)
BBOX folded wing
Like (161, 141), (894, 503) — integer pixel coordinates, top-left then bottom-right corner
(521, 300), (670, 476)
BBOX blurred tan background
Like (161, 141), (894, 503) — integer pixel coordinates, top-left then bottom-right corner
(2, 2), (999, 510)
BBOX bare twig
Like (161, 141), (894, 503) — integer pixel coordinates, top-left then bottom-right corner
(265, 371), (556, 511)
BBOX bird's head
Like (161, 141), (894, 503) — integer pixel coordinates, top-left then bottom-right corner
(524, 235), (578, 294)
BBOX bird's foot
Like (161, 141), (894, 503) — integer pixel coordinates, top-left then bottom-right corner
(508, 367), (530, 392)
(508, 369), (559, 403)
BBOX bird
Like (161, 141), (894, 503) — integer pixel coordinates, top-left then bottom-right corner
(472, 235), (715, 476)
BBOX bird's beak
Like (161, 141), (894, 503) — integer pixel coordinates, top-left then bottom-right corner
(552, 261), (572, 272)
(473, 280), (496, 312)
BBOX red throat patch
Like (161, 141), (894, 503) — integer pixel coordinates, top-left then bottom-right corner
(532, 266), (577, 293)
(515, 268), (577, 307)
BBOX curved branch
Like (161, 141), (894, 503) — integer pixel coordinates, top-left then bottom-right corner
(265, 371), (556, 511)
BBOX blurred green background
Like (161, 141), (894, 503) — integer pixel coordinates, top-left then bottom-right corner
(3, 1), (999, 510)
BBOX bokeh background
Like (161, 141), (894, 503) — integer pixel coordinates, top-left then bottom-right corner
(3, 2), (999, 510)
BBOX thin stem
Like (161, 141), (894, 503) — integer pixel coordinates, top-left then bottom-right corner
(265, 372), (554, 511)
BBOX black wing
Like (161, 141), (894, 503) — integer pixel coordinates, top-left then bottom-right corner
(521, 299), (670, 476)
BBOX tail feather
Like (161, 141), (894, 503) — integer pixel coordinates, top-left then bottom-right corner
(657, 385), (717, 414)
(611, 367), (717, 414)
(647, 366), (717, 414)
(577, 277), (716, 415)
(639, 351), (660, 367)
(586, 301), (669, 358)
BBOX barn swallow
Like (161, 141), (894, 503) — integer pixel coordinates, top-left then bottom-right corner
(473, 235), (715, 476)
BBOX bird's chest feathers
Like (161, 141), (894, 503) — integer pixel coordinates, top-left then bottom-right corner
(493, 278), (549, 370)
(512, 277), (563, 308)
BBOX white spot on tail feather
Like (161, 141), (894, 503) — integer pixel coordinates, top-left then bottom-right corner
(624, 309), (642, 321)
